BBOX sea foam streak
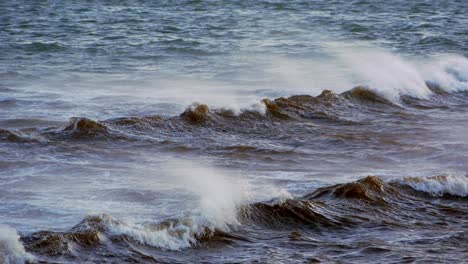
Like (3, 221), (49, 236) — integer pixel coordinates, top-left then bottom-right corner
(0, 225), (34, 264)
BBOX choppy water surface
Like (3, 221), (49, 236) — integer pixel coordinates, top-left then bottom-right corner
(1, 1), (467, 263)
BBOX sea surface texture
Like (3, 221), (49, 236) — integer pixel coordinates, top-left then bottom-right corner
(0, 1), (467, 263)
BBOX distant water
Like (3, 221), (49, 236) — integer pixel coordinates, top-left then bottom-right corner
(0, 1), (467, 263)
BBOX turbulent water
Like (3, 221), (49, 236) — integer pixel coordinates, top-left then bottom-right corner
(1, 1), (468, 263)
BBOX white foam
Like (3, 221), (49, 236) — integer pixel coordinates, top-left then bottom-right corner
(421, 54), (468, 92)
(145, 79), (267, 115)
(102, 214), (200, 251)
(102, 160), (291, 251)
(164, 159), (292, 227)
(333, 46), (433, 101)
(264, 44), (460, 103)
(398, 175), (468, 197)
(15, 43), (468, 121)
(0, 225), (34, 264)
(263, 56), (353, 95)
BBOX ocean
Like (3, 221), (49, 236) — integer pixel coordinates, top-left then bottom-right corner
(0, 1), (467, 263)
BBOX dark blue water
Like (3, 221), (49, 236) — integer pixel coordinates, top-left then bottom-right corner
(0, 1), (467, 263)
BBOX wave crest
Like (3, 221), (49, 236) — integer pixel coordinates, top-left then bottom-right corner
(341, 86), (394, 105)
(180, 104), (213, 123)
(305, 176), (397, 205)
(55, 117), (110, 138)
(0, 129), (31, 143)
(23, 216), (104, 257)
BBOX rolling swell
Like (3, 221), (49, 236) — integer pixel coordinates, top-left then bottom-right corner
(21, 214), (246, 262)
(2, 86), (465, 144)
(21, 175), (467, 262)
(241, 175), (467, 230)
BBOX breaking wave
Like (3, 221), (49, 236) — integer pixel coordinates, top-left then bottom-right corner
(395, 175), (468, 197)
(423, 55), (468, 93)
(22, 214), (242, 255)
(21, 174), (467, 261)
(329, 47), (468, 102)
(0, 225), (34, 264)
(1, 76), (467, 144)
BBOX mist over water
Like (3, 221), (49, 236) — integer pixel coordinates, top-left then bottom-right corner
(1, 0), (467, 263)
